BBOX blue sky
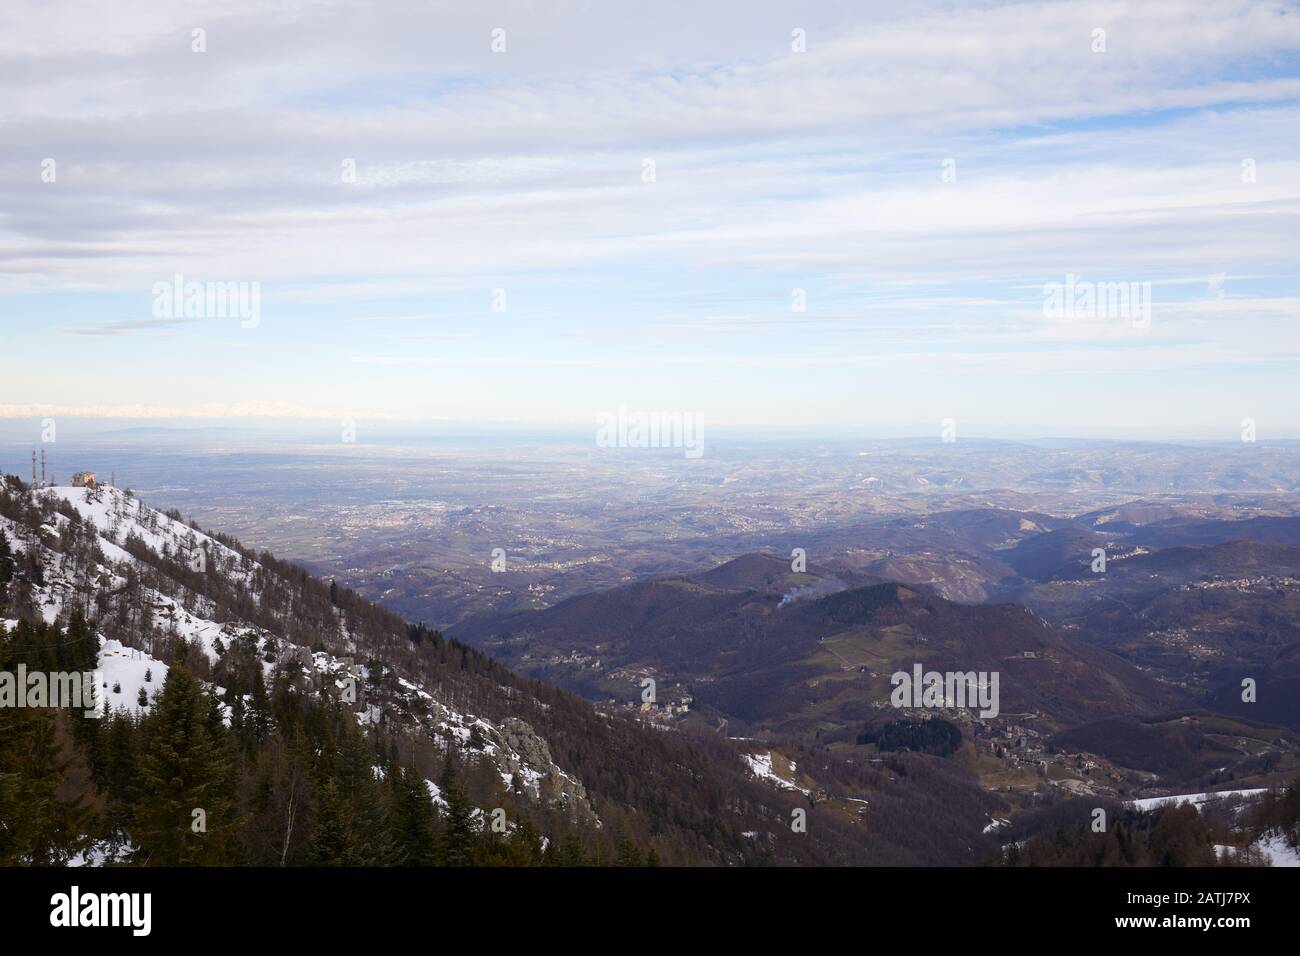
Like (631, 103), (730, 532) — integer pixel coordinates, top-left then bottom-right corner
(2, 0), (1299, 438)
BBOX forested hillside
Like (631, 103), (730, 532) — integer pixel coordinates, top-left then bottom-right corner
(995, 781), (1300, 867)
(0, 475), (1001, 866)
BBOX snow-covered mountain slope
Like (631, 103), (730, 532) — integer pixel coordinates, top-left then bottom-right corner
(0, 474), (1055, 866)
(2, 481), (594, 817)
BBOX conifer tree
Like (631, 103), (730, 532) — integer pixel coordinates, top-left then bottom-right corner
(506, 816), (544, 866)
(439, 756), (476, 867)
(0, 527), (14, 604)
(248, 664), (273, 743)
(62, 610), (98, 677)
(386, 764), (438, 866)
(306, 778), (359, 866)
(131, 664), (233, 864)
(616, 829), (644, 867)
(335, 722), (388, 864)
(0, 709), (89, 865)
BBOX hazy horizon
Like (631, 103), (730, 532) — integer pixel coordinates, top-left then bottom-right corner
(4, 414), (1300, 447)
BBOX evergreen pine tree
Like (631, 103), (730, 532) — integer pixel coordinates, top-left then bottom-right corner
(385, 764), (437, 866)
(0, 709), (89, 865)
(506, 816), (544, 866)
(616, 830), (644, 866)
(335, 723), (388, 864)
(439, 756), (476, 867)
(0, 527), (14, 605)
(306, 778), (359, 865)
(131, 664), (233, 864)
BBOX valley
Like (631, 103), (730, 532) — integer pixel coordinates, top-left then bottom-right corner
(5, 433), (1300, 868)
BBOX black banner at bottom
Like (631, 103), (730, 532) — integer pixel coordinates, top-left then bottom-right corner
(0, 865), (1281, 942)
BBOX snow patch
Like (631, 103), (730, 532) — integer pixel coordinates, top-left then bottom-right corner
(1127, 788), (1267, 812)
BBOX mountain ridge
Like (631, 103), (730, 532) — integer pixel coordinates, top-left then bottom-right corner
(0, 476), (1001, 865)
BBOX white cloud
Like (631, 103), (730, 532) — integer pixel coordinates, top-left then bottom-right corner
(1, 0), (1298, 429)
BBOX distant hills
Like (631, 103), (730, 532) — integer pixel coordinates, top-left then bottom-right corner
(451, 552), (1178, 735)
(0, 476), (1008, 865)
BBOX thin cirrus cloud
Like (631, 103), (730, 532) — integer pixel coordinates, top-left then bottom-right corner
(62, 318), (192, 336)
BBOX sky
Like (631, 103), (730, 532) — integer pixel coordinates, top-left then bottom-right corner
(1, 0), (1299, 439)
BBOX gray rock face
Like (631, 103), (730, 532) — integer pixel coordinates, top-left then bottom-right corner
(496, 717), (594, 820)
(499, 717), (553, 771)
